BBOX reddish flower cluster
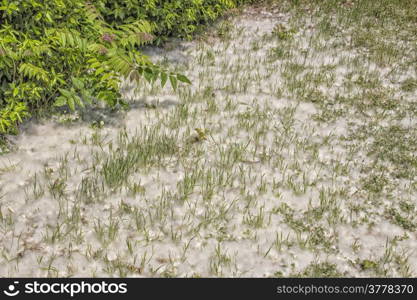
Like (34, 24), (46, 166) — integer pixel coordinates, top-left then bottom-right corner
(98, 46), (108, 55)
(102, 33), (116, 43)
(137, 32), (154, 42)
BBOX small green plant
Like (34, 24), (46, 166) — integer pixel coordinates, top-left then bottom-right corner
(217, 20), (234, 39)
(294, 262), (342, 277)
(359, 259), (378, 271)
(272, 24), (296, 40)
(190, 128), (208, 143)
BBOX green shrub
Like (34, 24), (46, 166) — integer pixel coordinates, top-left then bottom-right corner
(94, 0), (240, 41)
(0, 0), (191, 134)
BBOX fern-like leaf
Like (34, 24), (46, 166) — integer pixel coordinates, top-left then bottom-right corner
(19, 63), (49, 83)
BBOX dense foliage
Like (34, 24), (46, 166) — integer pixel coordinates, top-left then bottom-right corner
(95, 0), (246, 40)
(0, 0), (251, 135)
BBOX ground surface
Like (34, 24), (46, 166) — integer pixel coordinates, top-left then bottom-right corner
(1, 1), (416, 277)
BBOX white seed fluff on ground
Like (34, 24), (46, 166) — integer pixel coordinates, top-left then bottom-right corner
(0, 6), (416, 277)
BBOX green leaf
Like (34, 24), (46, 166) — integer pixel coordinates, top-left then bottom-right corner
(89, 61), (101, 69)
(35, 12), (42, 21)
(160, 72), (168, 88)
(74, 95), (84, 108)
(59, 88), (73, 99)
(81, 91), (93, 104)
(95, 67), (105, 76)
(67, 32), (74, 47)
(151, 69), (159, 83)
(144, 69), (153, 83)
(177, 74), (191, 84)
(72, 77), (84, 89)
(101, 73), (113, 81)
(60, 32), (66, 47)
(45, 12), (53, 23)
(169, 74), (178, 91)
